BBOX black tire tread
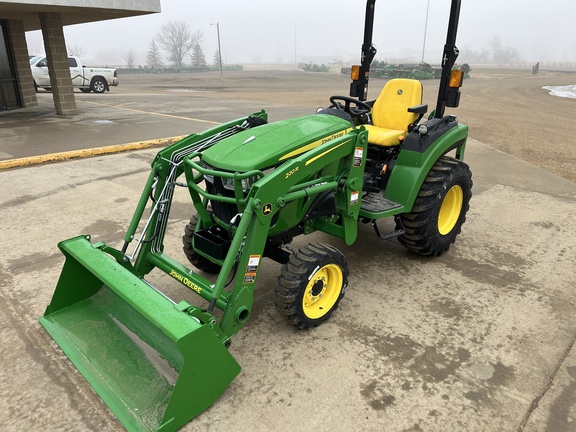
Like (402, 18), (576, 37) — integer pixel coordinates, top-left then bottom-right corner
(91, 76), (107, 93)
(398, 156), (472, 256)
(182, 213), (222, 274)
(275, 243), (348, 329)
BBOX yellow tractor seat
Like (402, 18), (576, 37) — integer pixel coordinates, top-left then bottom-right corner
(365, 78), (427, 146)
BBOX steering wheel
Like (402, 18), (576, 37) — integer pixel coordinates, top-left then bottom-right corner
(329, 95), (372, 117)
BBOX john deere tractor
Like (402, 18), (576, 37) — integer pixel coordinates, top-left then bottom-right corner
(40, 1), (471, 431)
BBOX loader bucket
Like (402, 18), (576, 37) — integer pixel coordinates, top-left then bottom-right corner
(40, 235), (240, 432)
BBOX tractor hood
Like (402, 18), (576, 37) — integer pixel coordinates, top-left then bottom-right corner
(202, 114), (352, 171)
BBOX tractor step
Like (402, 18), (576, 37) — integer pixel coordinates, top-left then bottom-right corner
(360, 193), (401, 213)
(370, 218), (405, 241)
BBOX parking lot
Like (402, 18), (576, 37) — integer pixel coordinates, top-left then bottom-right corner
(1, 69), (575, 431)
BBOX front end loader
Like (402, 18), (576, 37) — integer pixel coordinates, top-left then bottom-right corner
(40, 1), (471, 430)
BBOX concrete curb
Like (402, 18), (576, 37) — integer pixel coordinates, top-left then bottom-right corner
(0, 135), (187, 170)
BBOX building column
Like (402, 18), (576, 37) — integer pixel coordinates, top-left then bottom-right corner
(39, 12), (76, 115)
(7, 20), (37, 108)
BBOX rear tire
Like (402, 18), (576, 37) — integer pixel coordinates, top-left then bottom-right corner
(275, 243), (348, 329)
(91, 77), (107, 93)
(182, 213), (222, 274)
(398, 156), (472, 256)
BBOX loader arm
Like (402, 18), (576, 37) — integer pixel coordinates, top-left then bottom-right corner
(120, 111), (268, 276)
(39, 112), (270, 432)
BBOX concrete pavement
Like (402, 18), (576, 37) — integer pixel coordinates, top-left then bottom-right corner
(1, 84), (575, 432)
(0, 89), (310, 165)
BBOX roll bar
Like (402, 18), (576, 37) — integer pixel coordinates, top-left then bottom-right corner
(349, 0), (376, 101)
(350, 0), (464, 115)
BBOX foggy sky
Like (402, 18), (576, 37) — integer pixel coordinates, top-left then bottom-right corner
(25, 0), (576, 66)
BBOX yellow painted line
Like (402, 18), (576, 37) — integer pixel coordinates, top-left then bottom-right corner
(86, 101), (221, 125)
(115, 102), (138, 108)
(0, 135), (187, 170)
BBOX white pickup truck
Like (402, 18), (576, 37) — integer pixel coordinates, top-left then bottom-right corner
(29, 55), (119, 93)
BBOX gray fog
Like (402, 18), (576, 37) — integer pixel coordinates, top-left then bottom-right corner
(25, 0), (576, 66)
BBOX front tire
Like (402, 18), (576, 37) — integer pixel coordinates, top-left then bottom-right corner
(398, 156), (472, 256)
(275, 243), (348, 329)
(182, 213), (222, 274)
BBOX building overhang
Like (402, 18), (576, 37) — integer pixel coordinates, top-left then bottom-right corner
(0, 0), (161, 31)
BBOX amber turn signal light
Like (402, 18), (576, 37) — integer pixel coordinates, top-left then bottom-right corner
(449, 69), (464, 88)
(350, 65), (361, 81)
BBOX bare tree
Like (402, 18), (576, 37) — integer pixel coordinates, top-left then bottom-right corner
(67, 44), (85, 57)
(191, 44), (207, 67)
(213, 49), (221, 67)
(122, 50), (137, 68)
(146, 40), (164, 69)
(460, 45), (490, 64)
(488, 36), (520, 64)
(154, 20), (203, 69)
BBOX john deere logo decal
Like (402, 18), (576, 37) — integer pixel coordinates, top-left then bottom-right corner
(262, 203), (272, 216)
(397, 89), (403, 95)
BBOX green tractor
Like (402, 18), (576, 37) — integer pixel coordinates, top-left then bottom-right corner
(40, 0), (471, 431)
(410, 61), (443, 79)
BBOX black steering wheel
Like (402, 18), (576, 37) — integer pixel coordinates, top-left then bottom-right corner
(329, 95), (372, 117)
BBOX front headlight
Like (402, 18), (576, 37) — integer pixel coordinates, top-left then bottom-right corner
(222, 168), (274, 192)
(221, 177), (234, 190)
(201, 161), (215, 184)
(222, 176), (258, 192)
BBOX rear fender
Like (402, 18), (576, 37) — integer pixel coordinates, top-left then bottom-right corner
(384, 119), (468, 211)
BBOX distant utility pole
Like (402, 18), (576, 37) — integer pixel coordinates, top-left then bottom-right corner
(421, 0), (430, 63)
(294, 21), (297, 66)
(211, 22), (223, 76)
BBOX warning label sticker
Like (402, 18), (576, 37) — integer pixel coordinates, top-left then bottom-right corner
(244, 273), (256, 284)
(350, 191), (359, 205)
(354, 147), (364, 167)
(247, 255), (261, 273)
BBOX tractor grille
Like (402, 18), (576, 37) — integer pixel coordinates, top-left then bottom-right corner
(201, 162), (240, 223)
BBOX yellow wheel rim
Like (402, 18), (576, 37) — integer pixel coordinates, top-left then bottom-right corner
(302, 264), (343, 320)
(438, 185), (463, 235)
